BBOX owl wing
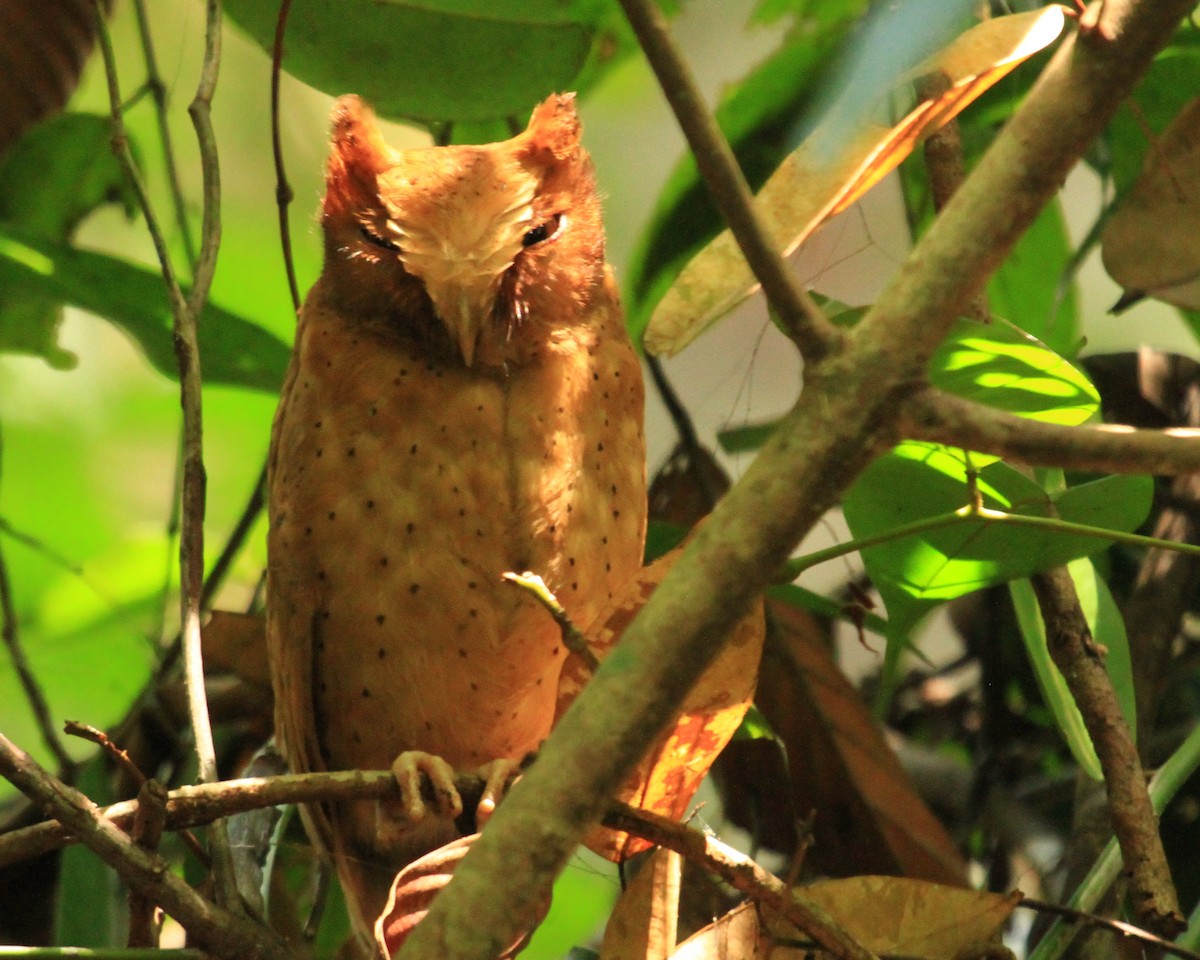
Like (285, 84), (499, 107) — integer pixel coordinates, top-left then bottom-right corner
(265, 312), (337, 857)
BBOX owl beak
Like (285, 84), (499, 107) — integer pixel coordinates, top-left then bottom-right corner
(425, 279), (497, 368)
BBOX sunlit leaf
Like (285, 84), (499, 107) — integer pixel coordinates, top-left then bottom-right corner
(719, 316), (1097, 455)
(0, 113), (136, 368)
(929, 317), (1098, 425)
(626, 9), (864, 337)
(644, 5), (1067, 356)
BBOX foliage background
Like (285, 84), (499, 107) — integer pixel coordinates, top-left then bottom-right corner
(3, 0), (1200, 954)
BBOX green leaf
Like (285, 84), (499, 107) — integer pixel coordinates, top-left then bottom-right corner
(626, 9), (865, 339)
(732, 704), (777, 740)
(0, 229), (290, 392)
(55, 756), (122, 947)
(644, 520), (686, 562)
(0, 113), (135, 239)
(1009, 557), (1136, 780)
(1104, 40), (1200, 193)
(768, 582), (889, 636)
(986, 199), (1080, 355)
(0, 113), (138, 368)
(224, 0), (640, 126)
(843, 446), (1152, 603)
(928, 317), (1098, 426)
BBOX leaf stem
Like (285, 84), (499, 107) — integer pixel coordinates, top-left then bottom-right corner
(131, 0), (196, 270)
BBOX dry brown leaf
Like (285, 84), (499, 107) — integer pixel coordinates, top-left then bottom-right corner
(0, 0), (108, 155)
(203, 610), (270, 689)
(1102, 98), (1200, 310)
(644, 5), (1068, 357)
(751, 599), (966, 884)
(670, 902), (764, 960)
(778, 877), (1021, 958)
(600, 847), (682, 960)
(671, 881), (1019, 960)
(556, 546), (766, 861)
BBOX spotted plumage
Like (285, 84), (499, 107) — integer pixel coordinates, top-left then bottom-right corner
(266, 94), (646, 941)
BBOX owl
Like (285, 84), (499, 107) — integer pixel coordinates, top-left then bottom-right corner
(266, 93), (647, 943)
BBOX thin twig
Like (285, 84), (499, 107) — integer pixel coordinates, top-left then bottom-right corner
(92, 0), (236, 908)
(0, 732), (293, 960)
(615, 0), (841, 363)
(179, 0), (238, 911)
(1021, 898), (1200, 960)
(62, 720), (211, 865)
(271, 0), (301, 312)
(91, 1), (188, 319)
(0, 759), (872, 960)
(501, 572), (599, 672)
(913, 71), (988, 322)
(128, 778), (169, 948)
(646, 356), (725, 512)
(131, 0), (197, 270)
(0, 427), (74, 774)
(0, 546), (73, 776)
(63, 721), (144, 786)
(200, 463), (267, 612)
(1030, 566), (1182, 936)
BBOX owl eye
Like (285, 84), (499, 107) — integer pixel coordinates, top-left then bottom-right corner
(359, 225), (401, 253)
(522, 213), (563, 249)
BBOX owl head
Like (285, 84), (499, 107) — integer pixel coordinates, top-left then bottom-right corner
(319, 93), (607, 368)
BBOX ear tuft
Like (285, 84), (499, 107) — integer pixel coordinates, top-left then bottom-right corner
(324, 95), (393, 217)
(523, 93), (581, 160)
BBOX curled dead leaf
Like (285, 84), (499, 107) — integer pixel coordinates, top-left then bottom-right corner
(645, 5), (1068, 357)
(600, 847), (682, 960)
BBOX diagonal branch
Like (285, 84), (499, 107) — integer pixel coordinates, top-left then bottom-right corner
(396, 3), (1194, 958)
(617, 0), (841, 362)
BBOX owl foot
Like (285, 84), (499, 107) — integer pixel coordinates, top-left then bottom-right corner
(474, 758), (523, 827)
(390, 750), (463, 823)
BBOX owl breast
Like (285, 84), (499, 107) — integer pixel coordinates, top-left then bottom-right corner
(266, 268), (645, 849)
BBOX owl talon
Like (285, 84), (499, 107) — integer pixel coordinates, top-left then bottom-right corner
(391, 751), (462, 822)
(475, 758), (522, 828)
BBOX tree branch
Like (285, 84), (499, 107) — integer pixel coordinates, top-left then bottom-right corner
(396, 3), (1193, 958)
(1030, 567), (1182, 936)
(0, 733), (293, 960)
(0, 765), (874, 960)
(903, 389), (1200, 475)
